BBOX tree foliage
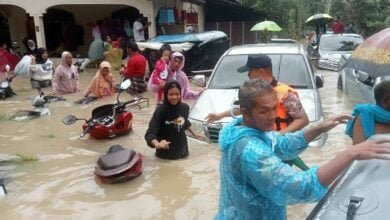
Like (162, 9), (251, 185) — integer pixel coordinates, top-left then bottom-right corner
(242, 0), (390, 39)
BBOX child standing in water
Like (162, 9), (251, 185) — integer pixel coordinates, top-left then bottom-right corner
(145, 80), (204, 159)
(150, 44), (171, 104)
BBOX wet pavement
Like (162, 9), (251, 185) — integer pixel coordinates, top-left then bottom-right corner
(0, 68), (354, 219)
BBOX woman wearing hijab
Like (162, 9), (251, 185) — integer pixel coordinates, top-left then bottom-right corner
(52, 51), (79, 95)
(88, 21), (104, 63)
(147, 51), (201, 100)
(83, 61), (115, 98)
(30, 47), (53, 88)
(145, 80), (204, 160)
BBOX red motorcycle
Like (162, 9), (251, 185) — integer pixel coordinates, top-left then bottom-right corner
(62, 80), (149, 138)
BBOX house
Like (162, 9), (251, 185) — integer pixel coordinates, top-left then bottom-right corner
(0, 0), (261, 56)
(0, 0), (207, 55)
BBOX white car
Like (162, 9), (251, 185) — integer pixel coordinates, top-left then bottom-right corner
(189, 43), (327, 147)
(317, 33), (363, 71)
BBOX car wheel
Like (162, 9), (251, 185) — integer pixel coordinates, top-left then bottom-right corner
(337, 75), (342, 90)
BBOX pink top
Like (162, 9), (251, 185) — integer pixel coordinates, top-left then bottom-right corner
(52, 51), (80, 95)
(148, 52), (200, 101)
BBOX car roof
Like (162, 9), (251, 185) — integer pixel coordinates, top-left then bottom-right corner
(225, 43), (305, 55)
(320, 33), (363, 38)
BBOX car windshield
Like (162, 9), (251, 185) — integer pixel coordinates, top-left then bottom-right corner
(208, 54), (313, 89)
(320, 35), (363, 51)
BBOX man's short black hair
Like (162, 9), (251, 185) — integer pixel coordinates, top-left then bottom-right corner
(127, 42), (139, 52)
(374, 80), (390, 106)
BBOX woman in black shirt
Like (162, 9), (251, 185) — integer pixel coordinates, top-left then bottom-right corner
(145, 80), (203, 159)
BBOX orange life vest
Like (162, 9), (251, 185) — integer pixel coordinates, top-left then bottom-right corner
(273, 83), (297, 131)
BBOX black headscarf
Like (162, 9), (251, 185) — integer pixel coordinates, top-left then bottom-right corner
(163, 80), (182, 106)
(36, 47), (47, 64)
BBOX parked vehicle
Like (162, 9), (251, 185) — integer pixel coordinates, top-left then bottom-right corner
(316, 33), (363, 71)
(9, 87), (65, 121)
(307, 133), (390, 220)
(337, 28), (390, 104)
(137, 31), (230, 76)
(62, 80), (149, 138)
(188, 43), (327, 147)
(0, 64), (16, 99)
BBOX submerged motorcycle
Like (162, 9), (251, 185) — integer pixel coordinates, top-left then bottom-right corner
(62, 79), (149, 139)
(9, 88), (65, 121)
(94, 145), (143, 184)
(0, 64), (16, 99)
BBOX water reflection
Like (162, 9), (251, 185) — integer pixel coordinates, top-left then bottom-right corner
(0, 69), (353, 219)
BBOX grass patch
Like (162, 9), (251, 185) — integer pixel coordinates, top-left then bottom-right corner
(43, 134), (55, 138)
(0, 113), (6, 122)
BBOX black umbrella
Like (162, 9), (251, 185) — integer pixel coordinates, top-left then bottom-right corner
(305, 13), (333, 26)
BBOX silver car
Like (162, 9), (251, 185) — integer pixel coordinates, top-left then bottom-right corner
(318, 34), (363, 71)
(337, 54), (390, 104)
(189, 43), (327, 147)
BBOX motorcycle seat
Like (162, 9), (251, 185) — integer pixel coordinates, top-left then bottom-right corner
(95, 145), (140, 177)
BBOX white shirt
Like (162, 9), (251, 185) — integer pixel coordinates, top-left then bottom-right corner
(133, 20), (145, 42)
(30, 60), (53, 81)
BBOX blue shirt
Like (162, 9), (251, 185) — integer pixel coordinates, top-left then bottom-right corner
(216, 117), (327, 220)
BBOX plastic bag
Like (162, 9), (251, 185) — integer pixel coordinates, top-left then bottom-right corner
(13, 55), (32, 77)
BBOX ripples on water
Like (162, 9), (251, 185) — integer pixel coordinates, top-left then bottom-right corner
(0, 69), (353, 219)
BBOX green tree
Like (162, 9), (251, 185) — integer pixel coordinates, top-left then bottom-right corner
(242, 0), (390, 40)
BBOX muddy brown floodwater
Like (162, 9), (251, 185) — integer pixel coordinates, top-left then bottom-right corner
(0, 68), (353, 219)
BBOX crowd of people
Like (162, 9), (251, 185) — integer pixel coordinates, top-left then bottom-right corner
(87, 16), (151, 70)
(5, 34), (390, 219)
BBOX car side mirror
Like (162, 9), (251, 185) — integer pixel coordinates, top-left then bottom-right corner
(191, 75), (206, 87)
(356, 70), (374, 86)
(315, 74), (324, 88)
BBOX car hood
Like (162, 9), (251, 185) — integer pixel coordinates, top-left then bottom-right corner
(319, 51), (353, 60)
(189, 89), (319, 123)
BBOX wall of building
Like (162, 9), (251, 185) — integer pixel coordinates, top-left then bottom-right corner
(1, 0), (206, 57)
(0, 6), (28, 54)
(53, 5), (129, 56)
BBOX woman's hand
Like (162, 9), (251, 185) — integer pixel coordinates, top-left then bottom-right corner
(155, 140), (170, 149)
(194, 133), (206, 140)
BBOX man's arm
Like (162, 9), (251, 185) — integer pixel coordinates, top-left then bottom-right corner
(243, 132), (390, 206)
(205, 108), (241, 123)
(304, 114), (352, 142)
(317, 138), (390, 186)
(279, 92), (309, 134)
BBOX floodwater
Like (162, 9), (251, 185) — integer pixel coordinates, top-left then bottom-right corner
(0, 68), (354, 219)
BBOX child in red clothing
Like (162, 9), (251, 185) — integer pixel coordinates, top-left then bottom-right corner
(151, 44), (172, 104)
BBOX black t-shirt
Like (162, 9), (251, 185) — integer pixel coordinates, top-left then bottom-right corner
(145, 102), (191, 159)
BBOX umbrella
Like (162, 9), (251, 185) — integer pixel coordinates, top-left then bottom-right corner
(305, 13), (333, 26)
(349, 27), (390, 78)
(250, 20), (282, 32)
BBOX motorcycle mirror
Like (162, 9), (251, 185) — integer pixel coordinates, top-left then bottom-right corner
(120, 79), (131, 90)
(62, 115), (78, 125)
(5, 65), (10, 72)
